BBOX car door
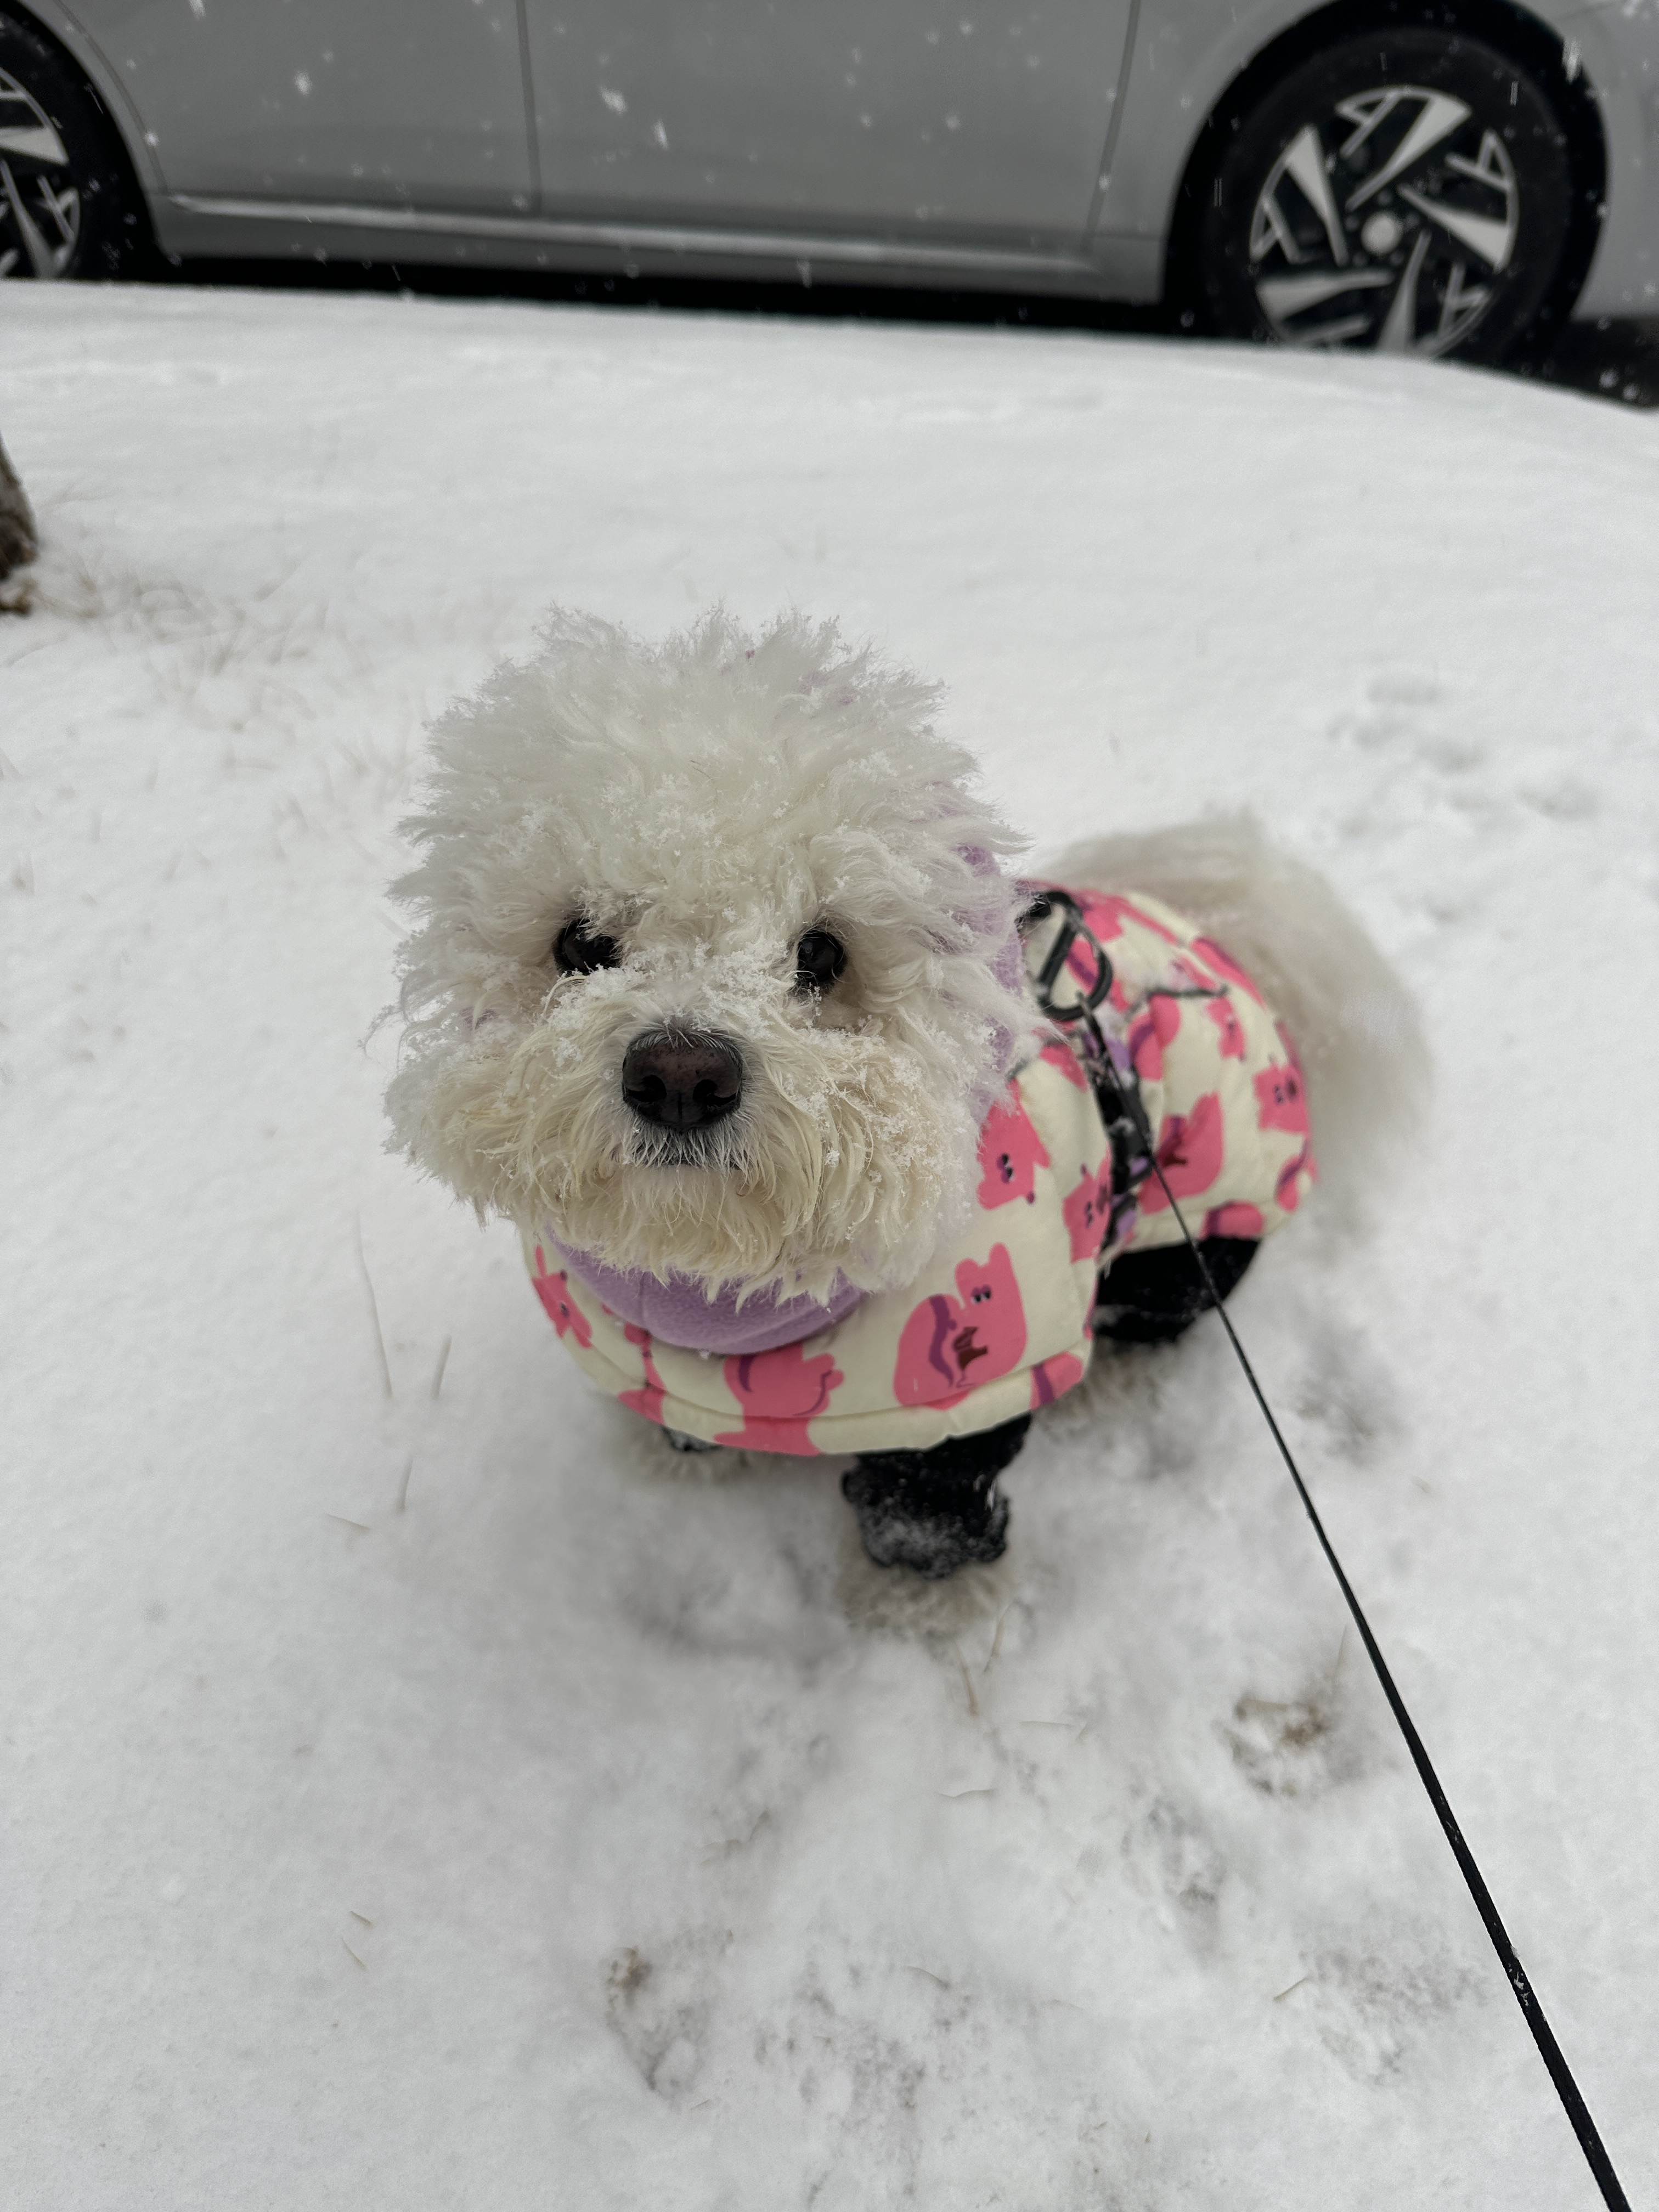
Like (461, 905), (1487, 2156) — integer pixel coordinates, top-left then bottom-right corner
(66, 0), (534, 212)
(522, 0), (1132, 247)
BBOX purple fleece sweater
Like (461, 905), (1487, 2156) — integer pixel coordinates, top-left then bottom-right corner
(551, 1239), (864, 1353)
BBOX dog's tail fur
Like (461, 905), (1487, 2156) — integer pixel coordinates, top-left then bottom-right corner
(1048, 816), (1427, 1228)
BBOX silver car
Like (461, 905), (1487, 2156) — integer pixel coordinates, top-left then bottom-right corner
(3, 0), (1655, 359)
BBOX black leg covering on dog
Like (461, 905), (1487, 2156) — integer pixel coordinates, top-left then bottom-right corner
(842, 1415), (1029, 1579)
(1093, 1235), (1259, 1346)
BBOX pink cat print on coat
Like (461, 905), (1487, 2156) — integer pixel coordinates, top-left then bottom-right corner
(714, 1341), (845, 1453)
(1257, 1040), (1314, 1208)
(1029, 1351), (1086, 1408)
(1203, 995), (1247, 1060)
(1254, 1057), (1310, 1136)
(532, 1248), (593, 1349)
(1138, 1090), (1227, 1213)
(619, 1323), (668, 1423)
(1128, 992), (1183, 1082)
(1062, 1157), (1115, 1263)
(894, 1244), (1028, 1409)
(976, 1090), (1051, 1209)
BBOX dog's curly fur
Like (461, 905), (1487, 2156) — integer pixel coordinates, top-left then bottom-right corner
(386, 608), (1031, 1304)
(387, 607), (1425, 1317)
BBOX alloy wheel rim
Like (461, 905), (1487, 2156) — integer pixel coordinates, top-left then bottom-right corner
(1248, 83), (1523, 354)
(0, 65), (79, 279)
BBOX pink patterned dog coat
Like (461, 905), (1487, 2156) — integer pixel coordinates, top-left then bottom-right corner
(522, 887), (1314, 1455)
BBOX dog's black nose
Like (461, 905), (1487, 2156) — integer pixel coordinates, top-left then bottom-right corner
(621, 1030), (743, 1133)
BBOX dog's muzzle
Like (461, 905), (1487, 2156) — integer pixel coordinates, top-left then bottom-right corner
(621, 1028), (743, 1135)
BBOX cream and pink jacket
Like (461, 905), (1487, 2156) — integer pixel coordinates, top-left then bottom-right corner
(521, 887), (1314, 1456)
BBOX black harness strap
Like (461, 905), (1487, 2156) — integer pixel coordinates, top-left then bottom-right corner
(1028, 891), (1632, 2212)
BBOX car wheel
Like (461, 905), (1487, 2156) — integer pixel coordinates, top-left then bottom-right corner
(1198, 27), (1576, 362)
(0, 7), (146, 280)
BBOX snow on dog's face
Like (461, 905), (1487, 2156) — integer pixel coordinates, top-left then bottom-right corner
(386, 611), (1028, 1304)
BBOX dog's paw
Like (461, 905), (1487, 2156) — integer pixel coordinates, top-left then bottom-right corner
(841, 1465), (1010, 1580)
(662, 1426), (722, 1455)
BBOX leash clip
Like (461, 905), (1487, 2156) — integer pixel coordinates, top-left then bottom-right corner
(1022, 888), (1147, 1241)
(1024, 889), (1114, 1028)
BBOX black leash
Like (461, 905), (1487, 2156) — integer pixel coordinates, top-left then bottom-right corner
(1029, 892), (1632, 2212)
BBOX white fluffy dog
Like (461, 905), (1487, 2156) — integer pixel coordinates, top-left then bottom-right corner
(387, 609), (1421, 1577)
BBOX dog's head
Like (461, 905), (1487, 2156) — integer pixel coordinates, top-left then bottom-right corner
(386, 610), (1029, 1303)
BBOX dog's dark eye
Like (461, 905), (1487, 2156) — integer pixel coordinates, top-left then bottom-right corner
(554, 919), (620, 975)
(794, 930), (846, 994)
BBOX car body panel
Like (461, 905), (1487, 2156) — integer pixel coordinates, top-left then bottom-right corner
(43, 0), (533, 211)
(1566, 0), (1659, 315)
(523, 0), (1132, 247)
(151, 188), (1167, 299)
(15, 0), (1658, 319)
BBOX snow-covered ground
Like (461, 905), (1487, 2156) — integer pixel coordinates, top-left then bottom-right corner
(3, 283), (1657, 2210)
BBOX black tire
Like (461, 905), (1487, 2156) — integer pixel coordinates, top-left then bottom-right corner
(0, 7), (147, 280)
(1198, 27), (1575, 363)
